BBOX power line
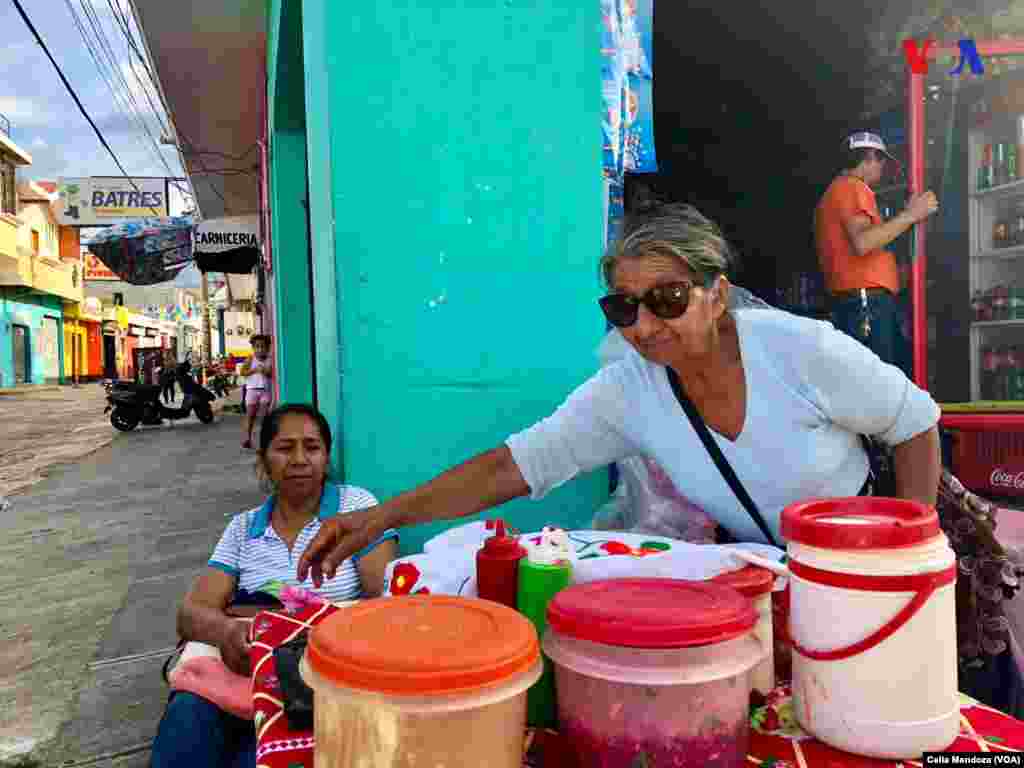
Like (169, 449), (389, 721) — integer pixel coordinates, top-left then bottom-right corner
(72, 0), (177, 179)
(62, 0), (167, 177)
(112, 2), (219, 214)
(110, 0), (245, 215)
(10, 0), (161, 215)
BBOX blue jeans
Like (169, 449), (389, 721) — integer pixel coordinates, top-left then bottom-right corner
(830, 291), (906, 374)
(150, 691), (256, 768)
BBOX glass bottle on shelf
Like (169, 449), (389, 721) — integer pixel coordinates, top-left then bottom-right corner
(983, 346), (999, 400)
(998, 346), (1012, 401)
(992, 285), (1010, 320)
(972, 290), (987, 321)
(996, 143), (1007, 187)
(1012, 285), (1024, 320)
(1006, 347), (1018, 400)
(995, 216), (1010, 249)
(1010, 347), (1024, 400)
(981, 144), (993, 190)
(1009, 142), (1019, 182)
(1013, 199), (1024, 247)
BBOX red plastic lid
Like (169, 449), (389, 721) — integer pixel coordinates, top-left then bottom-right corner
(306, 596), (539, 695)
(712, 565), (774, 597)
(546, 578), (756, 649)
(781, 498), (940, 550)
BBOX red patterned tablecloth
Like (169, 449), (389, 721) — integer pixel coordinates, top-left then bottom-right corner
(249, 604), (1024, 768)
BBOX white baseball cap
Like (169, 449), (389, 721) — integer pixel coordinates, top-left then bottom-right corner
(846, 131), (901, 167)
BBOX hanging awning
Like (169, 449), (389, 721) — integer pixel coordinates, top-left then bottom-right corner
(85, 216), (194, 285)
(193, 215), (260, 274)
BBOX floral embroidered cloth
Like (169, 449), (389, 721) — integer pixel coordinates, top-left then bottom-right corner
(383, 528), (782, 598)
(250, 604), (1024, 768)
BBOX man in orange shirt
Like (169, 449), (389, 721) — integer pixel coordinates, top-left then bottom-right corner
(815, 131), (938, 368)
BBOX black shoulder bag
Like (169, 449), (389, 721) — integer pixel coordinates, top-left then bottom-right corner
(665, 368), (780, 547)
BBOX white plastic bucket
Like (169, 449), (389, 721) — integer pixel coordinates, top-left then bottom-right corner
(782, 498), (959, 759)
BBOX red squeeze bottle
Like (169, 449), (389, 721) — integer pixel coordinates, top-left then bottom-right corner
(476, 520), (527, 609)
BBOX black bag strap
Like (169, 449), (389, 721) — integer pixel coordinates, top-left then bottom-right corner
(665, 368), (780, 547)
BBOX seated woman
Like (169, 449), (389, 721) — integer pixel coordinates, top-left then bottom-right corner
(150, 403), (397, 768)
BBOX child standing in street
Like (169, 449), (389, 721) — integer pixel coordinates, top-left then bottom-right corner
(240, 335), (274, 450)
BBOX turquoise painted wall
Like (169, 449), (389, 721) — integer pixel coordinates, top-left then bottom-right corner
(0, 291), (65, 387)
(290, 0), (608, 554)
(267, 0), (315, 409)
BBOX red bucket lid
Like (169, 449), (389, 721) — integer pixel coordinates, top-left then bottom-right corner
(546, 578), (756, 649)
(781, 497), (940, 550)
(712, 565), (774, 597)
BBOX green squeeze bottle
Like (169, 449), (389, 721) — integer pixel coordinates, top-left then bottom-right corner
(517, 526), (573, 729)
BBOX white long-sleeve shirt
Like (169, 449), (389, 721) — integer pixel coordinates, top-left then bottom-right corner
(506, 309), (940, 544)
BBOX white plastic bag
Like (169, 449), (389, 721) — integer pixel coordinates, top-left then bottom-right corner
(595, 328), (720, 544)
(592, 456), (718, 543)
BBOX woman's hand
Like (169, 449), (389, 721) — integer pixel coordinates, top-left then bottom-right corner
(298, 505), (395, 587)
(218, 618), (252, 677)
(297, 446), (530, 587)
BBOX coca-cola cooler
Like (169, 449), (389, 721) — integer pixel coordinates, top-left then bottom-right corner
(952, 430), (1024, 498)
(904, 40), (1024, 501)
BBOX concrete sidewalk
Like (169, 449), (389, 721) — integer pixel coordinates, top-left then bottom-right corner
(0, 403), (263, 767)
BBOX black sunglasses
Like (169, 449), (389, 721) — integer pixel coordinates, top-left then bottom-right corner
(599, 281), (695, 328)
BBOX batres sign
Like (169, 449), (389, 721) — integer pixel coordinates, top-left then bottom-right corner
(56, 177), (169, 227)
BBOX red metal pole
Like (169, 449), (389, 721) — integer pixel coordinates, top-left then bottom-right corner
(908, 68), (927, 390)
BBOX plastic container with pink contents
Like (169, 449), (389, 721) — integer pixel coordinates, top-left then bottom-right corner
(544, 578), (765, 768)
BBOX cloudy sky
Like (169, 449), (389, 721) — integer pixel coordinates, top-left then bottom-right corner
(0, 0), (187, 202)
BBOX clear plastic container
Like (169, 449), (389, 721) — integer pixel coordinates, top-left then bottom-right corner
(544, 579), (765, 768)
(301, 596), (542, 768)
(300, 656), (541, 767)
(711, 565), (775, 695)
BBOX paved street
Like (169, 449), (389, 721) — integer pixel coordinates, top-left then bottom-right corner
(0, 385), (113, 499)
(0, 391), (261, 767)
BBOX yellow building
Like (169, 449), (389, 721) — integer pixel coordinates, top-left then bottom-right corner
(15, 181), (82, 305)
(0, 139), (79, 386)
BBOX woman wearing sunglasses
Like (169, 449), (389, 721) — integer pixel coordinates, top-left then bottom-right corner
(297, 203), (941, 584)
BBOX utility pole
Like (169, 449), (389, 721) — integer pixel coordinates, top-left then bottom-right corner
(200, 270), (211, 364)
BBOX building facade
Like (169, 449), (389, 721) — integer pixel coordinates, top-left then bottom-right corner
(0, 141), (84, 387)
(134, 0), (608, 553)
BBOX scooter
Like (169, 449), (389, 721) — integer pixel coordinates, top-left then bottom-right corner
(104, 356), (217, 432)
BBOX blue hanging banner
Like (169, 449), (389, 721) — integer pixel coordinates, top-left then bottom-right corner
(606, 179), (625, 246)
(624, 74), (657, 173)
(602, 0), (655, 244)
(602, 0), (655, 181)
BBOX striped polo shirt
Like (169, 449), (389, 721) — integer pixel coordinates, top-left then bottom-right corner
(209, 483), (398, 602)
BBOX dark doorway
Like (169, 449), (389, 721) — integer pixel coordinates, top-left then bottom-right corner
(103, 334), (117, 379)
(12, 324), (29, 385)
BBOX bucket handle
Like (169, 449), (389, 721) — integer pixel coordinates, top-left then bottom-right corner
(788, 560), (957, 662)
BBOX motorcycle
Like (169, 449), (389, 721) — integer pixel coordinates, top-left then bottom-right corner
(103, 356), (217, 432)
(204, 363), (235, 399)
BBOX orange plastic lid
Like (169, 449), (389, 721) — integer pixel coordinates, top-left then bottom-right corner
(711, 565), (774, 598)
(305, 596), (540, 695)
